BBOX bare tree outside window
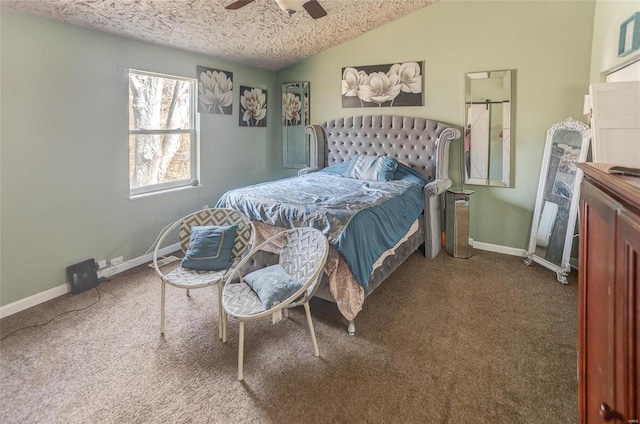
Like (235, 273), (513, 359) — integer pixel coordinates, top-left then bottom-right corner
(129, 70), (197, 196)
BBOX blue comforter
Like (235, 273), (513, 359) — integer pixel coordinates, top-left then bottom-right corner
(216, 164), (427, 289)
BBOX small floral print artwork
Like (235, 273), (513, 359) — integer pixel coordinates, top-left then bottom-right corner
(239, 86), (267, 127)
(197, 66), (233, 114)
(341, 61), (423, 108)
(282, 92), (302, 126)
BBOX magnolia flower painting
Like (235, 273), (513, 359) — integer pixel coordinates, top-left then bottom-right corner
(341, 61), (423, 108)
(239, 86), (267, 127)
(197, 66), (233, 114)
(282, 92), (302, 126)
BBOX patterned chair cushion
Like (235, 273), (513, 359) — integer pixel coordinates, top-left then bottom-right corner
(162, 266), (227, 289)
(223, 282), (266, 316)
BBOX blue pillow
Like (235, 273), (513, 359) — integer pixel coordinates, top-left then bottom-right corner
(319, 161), (351, 175)
(393, 162), (429, 186)
(243, 264), (303, 309)
(344, 154), (398, 182)
(181, 225), (237, 271)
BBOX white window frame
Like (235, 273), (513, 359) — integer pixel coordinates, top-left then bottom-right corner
(129, 69), (198, 198)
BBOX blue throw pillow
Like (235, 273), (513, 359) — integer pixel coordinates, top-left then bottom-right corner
(243, 264), (304, 309)
(344, 154), (398, 182)
(181, 225), (237, 271)
(319, 161), (351, 176)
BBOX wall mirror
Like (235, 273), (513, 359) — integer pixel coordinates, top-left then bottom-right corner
(464, 70), (513, 187)
(282, 82), (310, 168)
(525, 118), (590, 284)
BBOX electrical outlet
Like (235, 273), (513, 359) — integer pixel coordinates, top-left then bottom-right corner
(97, 259), (107, 269)
(203, 204), (209, 210)
(110, 256), (124, 266)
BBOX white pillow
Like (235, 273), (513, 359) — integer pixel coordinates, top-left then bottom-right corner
(344, 154), (398, 181)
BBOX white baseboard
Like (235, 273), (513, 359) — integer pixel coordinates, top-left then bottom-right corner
(0, 284), (71, 320)
(471, 239), (527, 257)
(1, 239), (524, 319)
(95, 242), (180, 279)
(0, 243), (180, 319)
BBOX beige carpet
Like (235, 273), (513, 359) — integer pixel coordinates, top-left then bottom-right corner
(0, 250), (577, 423)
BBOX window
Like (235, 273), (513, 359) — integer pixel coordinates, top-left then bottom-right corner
(128, 70), (197, 196)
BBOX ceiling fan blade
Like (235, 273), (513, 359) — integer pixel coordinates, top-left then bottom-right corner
(303, 0), (327, 19)
(225, 0), (255, 10)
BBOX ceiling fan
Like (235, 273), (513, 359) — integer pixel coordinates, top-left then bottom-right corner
(225, 0), (328, 19)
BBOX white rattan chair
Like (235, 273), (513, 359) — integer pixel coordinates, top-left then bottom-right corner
(153, 208), (255, 338)
(221, 227), (329, 381)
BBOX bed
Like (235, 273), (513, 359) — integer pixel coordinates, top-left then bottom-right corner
(216, 115), (460, 334)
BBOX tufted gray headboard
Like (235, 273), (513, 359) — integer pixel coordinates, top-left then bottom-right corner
(302, 115), (461, 259)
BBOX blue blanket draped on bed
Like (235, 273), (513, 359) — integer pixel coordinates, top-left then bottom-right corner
(216, 165), (427, 290)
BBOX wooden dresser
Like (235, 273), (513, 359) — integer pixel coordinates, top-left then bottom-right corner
(578, 162), (639, 424)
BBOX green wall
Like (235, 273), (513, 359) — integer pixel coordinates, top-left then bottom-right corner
(278, 0), (595, 251)
(0, 0), (613, 308)
(0, 10), (283, 306)
(590, 0), (640, 81)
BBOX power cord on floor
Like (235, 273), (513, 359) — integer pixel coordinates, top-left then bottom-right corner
(143, 219), (179, 257)
(0, 286), (102, 342)
(2, 243), (167, 342)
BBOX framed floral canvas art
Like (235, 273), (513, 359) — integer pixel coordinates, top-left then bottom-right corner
(197, 66), (233, 114)
(341, 61), (423, 108)
(239, 86), (267, 127)
(283, 93), (306, 126)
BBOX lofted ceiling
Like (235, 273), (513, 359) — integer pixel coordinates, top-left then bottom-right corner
(1, 0), (437, 71)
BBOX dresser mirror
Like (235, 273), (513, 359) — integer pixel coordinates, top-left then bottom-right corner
(464, 70), (513, 187)
(525, 118), (590, 284)
(282, 82), (310, 168)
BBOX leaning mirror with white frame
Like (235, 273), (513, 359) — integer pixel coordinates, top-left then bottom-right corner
(464, 70), (513, 187)
(282, 82), (310, 168)
(525, 118), (591, 284)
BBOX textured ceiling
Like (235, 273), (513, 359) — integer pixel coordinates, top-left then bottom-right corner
(1, 0), (437, 71)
